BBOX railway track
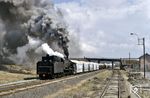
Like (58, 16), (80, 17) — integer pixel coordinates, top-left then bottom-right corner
(100, 69), (124, 98)
(0, 70), (102, 97)
(0, 79), (47, 94)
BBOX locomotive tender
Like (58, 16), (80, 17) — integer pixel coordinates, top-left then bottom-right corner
(37, 54), (104, 79)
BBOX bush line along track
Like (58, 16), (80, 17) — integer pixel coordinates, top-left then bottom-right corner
(0, 70), (102, 97)
(100, 69), (124, 98)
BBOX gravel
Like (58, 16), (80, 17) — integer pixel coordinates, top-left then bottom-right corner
(0, 70), (103, 98)
(45, 70), (112, 98)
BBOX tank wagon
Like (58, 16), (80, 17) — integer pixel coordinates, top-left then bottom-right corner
(37, 54), (105, 79)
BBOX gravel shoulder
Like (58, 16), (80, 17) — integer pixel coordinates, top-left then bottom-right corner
(127, 71), (150, 98)
(45, 70), (112, 98)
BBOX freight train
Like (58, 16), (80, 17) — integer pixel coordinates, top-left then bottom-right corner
(37, 54), (105, 79)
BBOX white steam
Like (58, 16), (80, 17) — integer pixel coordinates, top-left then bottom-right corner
(41, 43), (64, 58)
(54, 51), (64, 58)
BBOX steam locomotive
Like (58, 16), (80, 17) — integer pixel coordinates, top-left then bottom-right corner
(37, 54), (105, 79)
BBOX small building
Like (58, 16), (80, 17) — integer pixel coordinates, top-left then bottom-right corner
(139, 53), (150, 71)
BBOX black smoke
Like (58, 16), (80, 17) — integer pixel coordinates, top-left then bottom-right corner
(0, 0), (69, 66)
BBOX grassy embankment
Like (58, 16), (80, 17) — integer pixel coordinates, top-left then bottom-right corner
(0, 65), (36, 84)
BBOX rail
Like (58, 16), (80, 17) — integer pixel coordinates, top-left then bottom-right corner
(99, 70), (123, 98)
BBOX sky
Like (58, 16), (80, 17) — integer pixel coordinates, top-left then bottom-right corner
(53, 0), (150, 58)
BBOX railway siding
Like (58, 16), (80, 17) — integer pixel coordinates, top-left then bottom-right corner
(45, 70), (130, 98)
(99, 70), (127, 98)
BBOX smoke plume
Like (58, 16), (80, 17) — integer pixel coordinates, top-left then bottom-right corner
(0, 0), (69, 67)
(41, 43), (64, 58)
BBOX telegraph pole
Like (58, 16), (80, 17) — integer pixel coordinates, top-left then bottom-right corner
(143, 38), (146, 78)
(129, 52), (131, 68)
(130, 33), (146, 78)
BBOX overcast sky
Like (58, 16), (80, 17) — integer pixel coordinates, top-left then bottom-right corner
(53, 0), (150, 58)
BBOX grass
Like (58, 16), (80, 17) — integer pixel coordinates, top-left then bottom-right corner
(1, 64), (36, 75)
(126, 70), (150, 98)
(45, 70), (112, 98)
(140, 91), (150, 98)
(0, 71), (37, 84)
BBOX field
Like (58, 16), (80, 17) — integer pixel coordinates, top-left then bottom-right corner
(0, 71), (36, 84)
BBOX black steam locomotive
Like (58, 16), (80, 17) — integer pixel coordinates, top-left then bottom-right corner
(37, 54), (74, 79)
